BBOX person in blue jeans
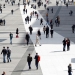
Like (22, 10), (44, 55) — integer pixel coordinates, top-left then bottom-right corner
(7, 47), (11, 63)
(1, 47), (7, 63)
(9, 32), (13, 44)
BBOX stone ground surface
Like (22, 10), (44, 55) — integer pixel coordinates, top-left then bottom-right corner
(0, 0), (75, 75)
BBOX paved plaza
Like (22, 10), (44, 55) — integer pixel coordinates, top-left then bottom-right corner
(0, 0), (75, 75)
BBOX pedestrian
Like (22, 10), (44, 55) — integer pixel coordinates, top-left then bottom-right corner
(69, 10), (73, 16)
(25, 9), (27, 14)
(23, 8), (25, 14)
(46, 18), (49, 25)
(72, 25), (75, 33)
(62, 38), (66, 51)
(27, 54), (32, 69)
(11, 9), (13, 14)
(46, 26), (49, 38)
(25, 17), (27, 24)
(25, 32), (30, 45)
(3, 19), (5, 26)
(68, 64), (72, 75)
(50, 29), (54, 38)
(36, 13), (39, 20)
(44, 4), (46, 9)
(66, 38), (70, 51)
(27, 16), (29, 24)
(47, 7), (49, 12)
(51, 7), (53, 13)
(29, 25), (33, 35)
(32, 11), (34, 16)
(35, 34), (41, 46)
(2, 71), (6, 75)
(7, 47), (11, 62)
(1, 47), (7, 63)
(66, 3), (68, 8)
(37, 29), (41, 39)
(43, 26), (46, 34)
(55, 18), (58, 27)
(9, 32), (13, 44)
(40, 18), (43, 25)
(34, 53), (40, 69)
(16, 28), (19, 38)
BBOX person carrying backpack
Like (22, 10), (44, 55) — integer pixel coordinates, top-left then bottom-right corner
(34, 53), (40, 69)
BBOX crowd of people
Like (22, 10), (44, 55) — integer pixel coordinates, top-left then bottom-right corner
(0, 0), (75, 75)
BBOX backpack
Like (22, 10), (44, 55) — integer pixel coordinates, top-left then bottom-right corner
(38, 55), (40, 62)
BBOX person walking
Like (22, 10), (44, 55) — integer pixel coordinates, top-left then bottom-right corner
(29, 25), (33, 35)
(40, 18), (43, 25)
(25, 32), (30, 45)
(50, 29), (54, 38)
(34, 53), (40, 69)
(68, 64), (72, 75)
(62, 38), (66, 51)
(1, 47), (7, 63)
(37, 29), (41, 39)
(11, 9), (13, 14)
(9, 32), (13, 45)
(43, 26), (46, 34)
(72, 25), (75, 33)
(36, 13), (39, 20)
(7, 47), (11, 62)
(16, 28), (19, 38)
(27, 54), (32, 69)
(25, 9), (27, 14)
(51, 7), (53, 13)
(35, 34), (41, 46)
(66, 38), (70, 51)
(46, 26), (49, 38)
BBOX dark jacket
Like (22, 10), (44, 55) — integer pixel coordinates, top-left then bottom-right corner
(7, 49), (11, 56)
(29, 26), (33, 31)
(68, 66), (72, 73)
(1, 49), (7, 55)
(16, 28), (19, 34)
(62, 40), (66, 46)
(27, 56), (32, 62)
(37, 30), (41, 36)
(46, 27), (49, 33)
(25, 34), (30, 40)
(50, 29), (54, 34)
(34, 55), (38, 63)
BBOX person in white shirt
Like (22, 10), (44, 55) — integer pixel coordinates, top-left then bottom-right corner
(35, 34), (41, 46)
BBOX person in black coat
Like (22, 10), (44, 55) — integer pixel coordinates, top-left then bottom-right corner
(11, 9), (13, 14)
(27, 16), (29, 24)
(68, 64), (72, 75)
(62, 38), (66, 51)
(34, 53), (39, 69)
(50, 29), (54, 38)
(66, 38), (70, 51)
(25, 32), (30, 45)
(29, 25), (33, 35)
(16, 28), (19, 37)
(37, 29), (41, 39)
(72, 25), (75, 33)
(46, 26), (49, 38)
(40, 18), (43, 25)
(27, 54), (32, 69)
